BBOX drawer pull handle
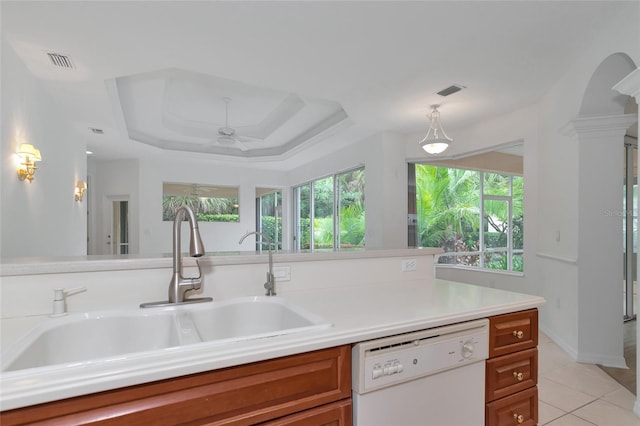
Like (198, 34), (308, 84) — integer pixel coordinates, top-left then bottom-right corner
(512, 330), (524, 339)
(513, 413), (525, 424)
(513, 371), (524, 381)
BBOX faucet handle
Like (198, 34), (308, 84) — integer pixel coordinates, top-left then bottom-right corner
(51, 287), (86, 317)
(183, 260), (204, 293)
(194, 259), (202, 280)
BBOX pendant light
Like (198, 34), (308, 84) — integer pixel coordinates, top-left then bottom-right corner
(419, 105), (452, 155)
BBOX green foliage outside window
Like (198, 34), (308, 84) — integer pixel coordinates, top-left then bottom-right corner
(260, 215), (283, 251)
(295, 168), (365, 250)
(163, 195), (239, 222)
(415, 165), (523, 272)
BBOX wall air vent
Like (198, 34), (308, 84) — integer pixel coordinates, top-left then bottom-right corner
(436, 84), (465, 97)
(46, 52), (75, 69)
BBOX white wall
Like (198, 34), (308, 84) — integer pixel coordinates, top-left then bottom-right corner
(1, 39), (86, 259)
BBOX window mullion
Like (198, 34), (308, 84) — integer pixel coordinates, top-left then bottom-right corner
(479, 172), (485, 268)
(508, 197), (513, 271)
(508, 177), (514, 270)
(334, 175), (340, 251)
(310, 183), (315, 251)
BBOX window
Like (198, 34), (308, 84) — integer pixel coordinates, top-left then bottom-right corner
(162, 182), (239, 222)
(256, 188), (282, 251)
(293, 167), (365, 251)
(410, 164), (523, 272)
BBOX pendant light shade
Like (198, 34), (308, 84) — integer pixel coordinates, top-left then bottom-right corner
(419, 105), (452, 155)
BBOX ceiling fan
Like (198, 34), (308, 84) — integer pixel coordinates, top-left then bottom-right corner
(216, 97), (260, 151)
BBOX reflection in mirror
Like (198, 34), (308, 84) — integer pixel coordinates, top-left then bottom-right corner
(256, 188), (282, 251)
(293, 167), (365, 251)
(111, 200), (129, 255)
(162, 182), (239, 222)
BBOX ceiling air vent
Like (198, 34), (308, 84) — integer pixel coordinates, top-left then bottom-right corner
(46, 52), (75, 69)
(436, 84), (465, 97)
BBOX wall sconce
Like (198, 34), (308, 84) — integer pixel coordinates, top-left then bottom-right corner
(16, 143), (42, 183)
(74, 180), (87, 202)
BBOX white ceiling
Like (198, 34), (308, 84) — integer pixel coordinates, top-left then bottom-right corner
(1, 1), (632, 167)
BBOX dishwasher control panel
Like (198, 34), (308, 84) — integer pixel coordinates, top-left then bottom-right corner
(352, 318), (489, 394)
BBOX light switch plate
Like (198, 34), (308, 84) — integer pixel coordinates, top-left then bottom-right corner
(273, 266), (291, 281)
(402, 259), (417, 271)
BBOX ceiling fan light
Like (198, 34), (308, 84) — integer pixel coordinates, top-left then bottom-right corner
(419, 105), (453, 155)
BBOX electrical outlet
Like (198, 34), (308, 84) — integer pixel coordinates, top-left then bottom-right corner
(273, 266), (291, 281)
(402, 259), (417, 272)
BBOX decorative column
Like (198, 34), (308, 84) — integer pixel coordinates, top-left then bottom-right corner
(565, 113), (637, 370)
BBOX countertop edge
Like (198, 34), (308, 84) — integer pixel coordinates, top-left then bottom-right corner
(0, 291), (544, 412)
(0, 248), (443, 277)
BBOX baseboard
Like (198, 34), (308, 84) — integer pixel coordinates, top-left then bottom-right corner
(539, 324), (629, 368)
(576, 352), (628, 369)
(539, 324), (578, 360)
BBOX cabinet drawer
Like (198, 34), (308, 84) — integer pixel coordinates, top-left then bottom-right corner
(486, 386), (538, 426)
(489, 309), (538, 358)
(486, 348), (538, 402)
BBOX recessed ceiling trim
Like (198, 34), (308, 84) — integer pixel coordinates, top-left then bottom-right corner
(127, 107), (350, 158)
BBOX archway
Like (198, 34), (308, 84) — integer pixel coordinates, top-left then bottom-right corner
(573, 53), (637, 368)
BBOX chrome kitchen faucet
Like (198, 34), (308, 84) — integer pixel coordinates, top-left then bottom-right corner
(141, 206), (213, 308)
(239, 231), (276, 296)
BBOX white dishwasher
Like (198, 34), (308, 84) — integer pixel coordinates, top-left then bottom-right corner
(352, 318), (489, 426)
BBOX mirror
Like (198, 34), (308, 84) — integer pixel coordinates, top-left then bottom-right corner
(1, 3), (532, 265)
(1, 130), (525, 263)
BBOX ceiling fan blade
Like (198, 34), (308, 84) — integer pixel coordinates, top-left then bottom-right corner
(217, 135), (236, 146)
(237, 135), (263, 143)
(234, 140), (250, 151)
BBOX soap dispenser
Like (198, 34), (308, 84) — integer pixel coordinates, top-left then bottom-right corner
(51, 287), (86, 317)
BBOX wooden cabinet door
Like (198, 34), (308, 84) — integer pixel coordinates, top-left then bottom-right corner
(1, 346), (351, 426)
(486, 348), (538, 402)
(261, 400), (352, 426)
(486, 382), (538, 426)
(489, 309), (538, 358)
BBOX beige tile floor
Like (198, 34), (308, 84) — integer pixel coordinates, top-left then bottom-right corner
(539, 332), (640, 425)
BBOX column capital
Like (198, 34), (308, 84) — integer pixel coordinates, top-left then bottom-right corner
(613, 67), (640, 102)
(561, 114), (637, 139)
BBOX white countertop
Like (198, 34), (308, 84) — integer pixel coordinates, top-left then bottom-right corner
(0, 278), (544, 411)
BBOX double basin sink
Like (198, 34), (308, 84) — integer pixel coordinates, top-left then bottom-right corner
(1, 297), (332, 372)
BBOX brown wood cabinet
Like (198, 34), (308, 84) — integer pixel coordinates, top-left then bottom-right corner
(0, 345), (352, 426)
(486, 309), (539, 426)
(262, 399), (352, 426)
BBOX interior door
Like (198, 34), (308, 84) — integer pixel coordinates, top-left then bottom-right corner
(105, 196), (129, 255)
